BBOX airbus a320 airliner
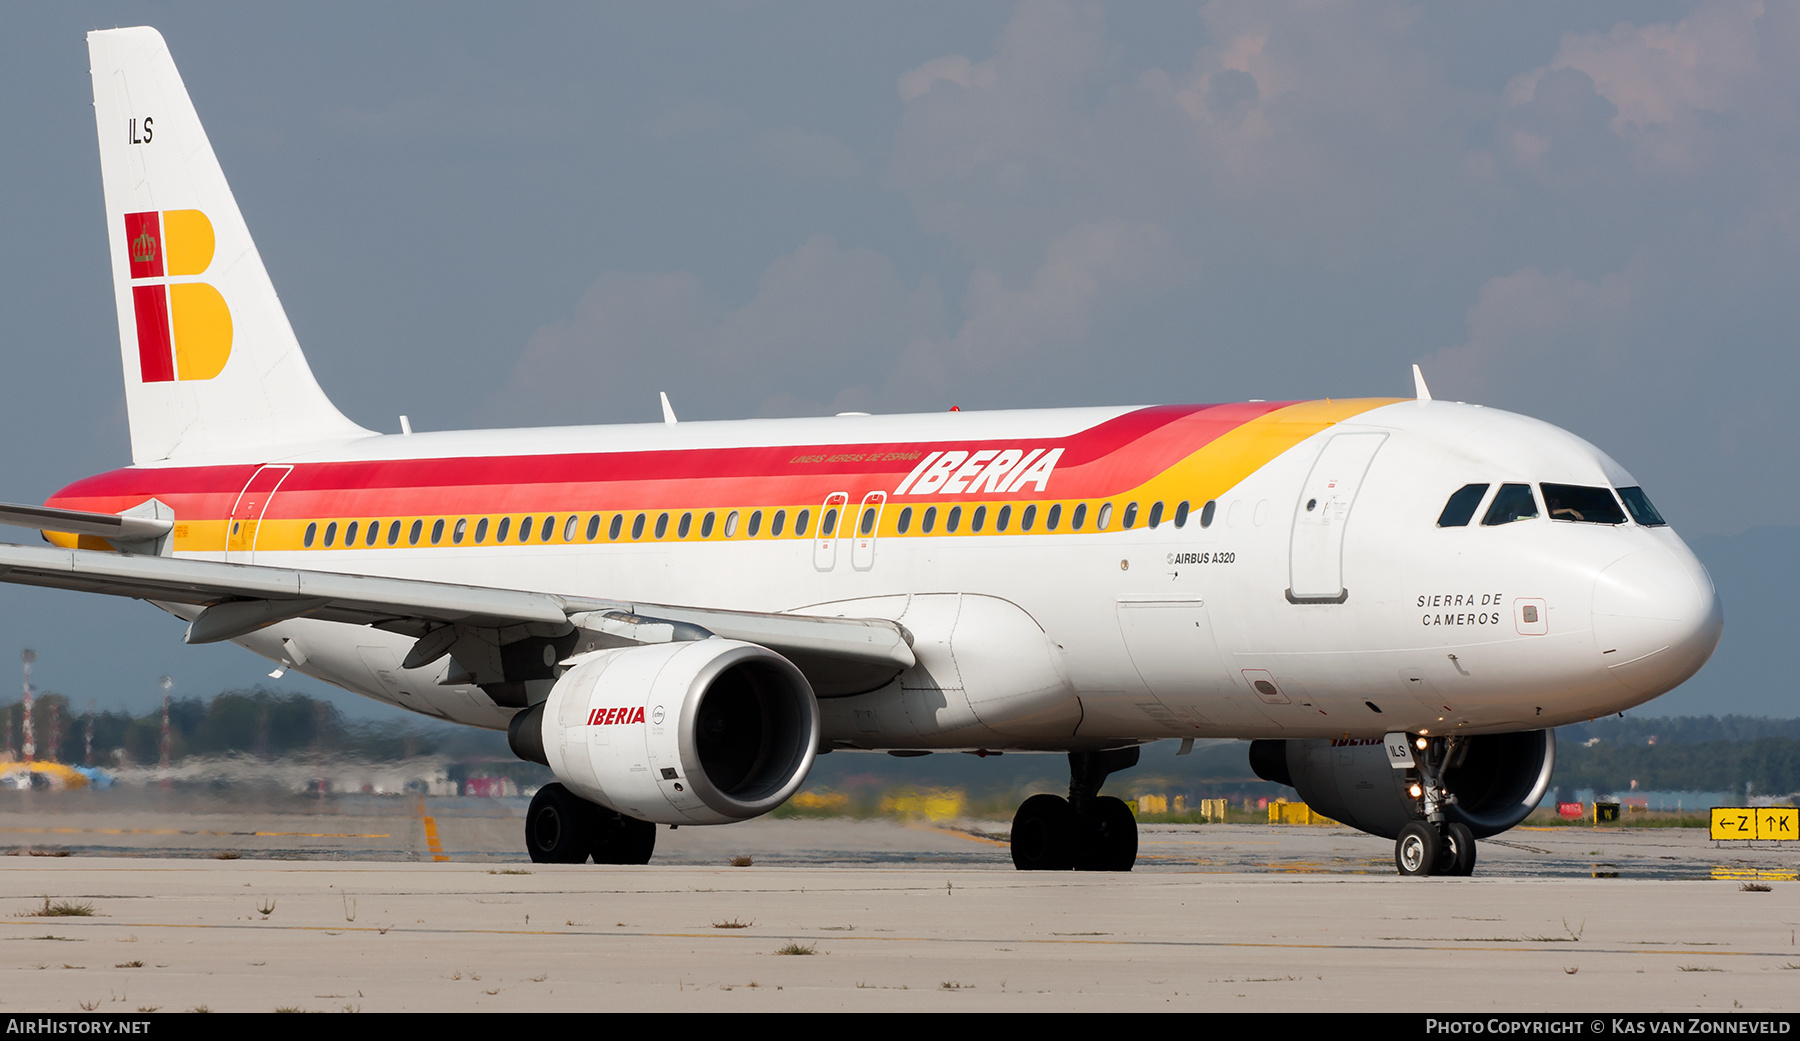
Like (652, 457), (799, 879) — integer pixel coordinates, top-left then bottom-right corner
(0, 28), (1722, 874)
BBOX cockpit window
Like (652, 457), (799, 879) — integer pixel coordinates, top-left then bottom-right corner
(1617, 486), (1667, 527)
(1437, 484), (1489, 527)
(1541, 484), (1627, 525)
(1481, 483), (1538, 526)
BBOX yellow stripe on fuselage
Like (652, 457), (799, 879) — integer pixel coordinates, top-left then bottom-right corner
(1114, 398), (1401, 506)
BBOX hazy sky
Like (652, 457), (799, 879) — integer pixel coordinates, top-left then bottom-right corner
(1, 2), (1793, 716)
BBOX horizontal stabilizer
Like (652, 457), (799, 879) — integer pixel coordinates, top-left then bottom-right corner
(0, 500), (174, 542)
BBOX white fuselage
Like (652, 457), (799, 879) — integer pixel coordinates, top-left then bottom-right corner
(144, 398), (1721, 749)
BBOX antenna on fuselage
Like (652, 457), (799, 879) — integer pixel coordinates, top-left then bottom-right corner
(1412, 364), (1432, 401)
(660, 392), (678, 425)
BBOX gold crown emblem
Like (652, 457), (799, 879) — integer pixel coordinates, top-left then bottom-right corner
(131, 231), (158, 265)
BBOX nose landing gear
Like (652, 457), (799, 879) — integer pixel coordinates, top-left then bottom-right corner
(1010, 748), (1141, 871)
(1394, 819), (1477, 876)
(1390, 733), (1478, 877)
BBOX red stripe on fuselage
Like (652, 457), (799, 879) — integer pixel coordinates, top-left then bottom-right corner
(45, 402), (1291, 520)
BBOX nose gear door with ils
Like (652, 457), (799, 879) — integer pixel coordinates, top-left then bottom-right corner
(224, 464), (292, 563)
(1287, 432), (1386, 604)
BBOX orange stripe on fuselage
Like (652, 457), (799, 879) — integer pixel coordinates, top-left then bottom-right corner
(42, 400), (1400, 551)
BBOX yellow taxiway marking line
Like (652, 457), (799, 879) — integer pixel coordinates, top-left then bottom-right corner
(418, 796), (449, 863)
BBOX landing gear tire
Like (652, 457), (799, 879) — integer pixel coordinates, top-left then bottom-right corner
(526, 782), (597, 864)
(1011, 794), (1078, 870)
(1395, 821), (1439, 876)
(1440, 822), (1476, 876)
(592, 811), (657, 865)
(1077, 795), (1138, 872)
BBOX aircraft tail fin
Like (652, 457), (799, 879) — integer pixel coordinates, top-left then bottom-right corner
(88, 27), (371, 464)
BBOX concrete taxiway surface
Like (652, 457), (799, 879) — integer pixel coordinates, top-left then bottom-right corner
(2, 857), (1798, 1013)
(1, 790), (1792, 879)
(1, 792), (1797, 1011)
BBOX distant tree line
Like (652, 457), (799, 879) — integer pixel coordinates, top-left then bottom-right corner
(1557, 715), (1800, 746)
(1551, 716), (1800, 797)
(0, 689), (508, 767)
(1551, 736), (1800, 798)
(2, 692), (1794, 798)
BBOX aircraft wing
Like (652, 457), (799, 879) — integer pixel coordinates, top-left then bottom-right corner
(0, 540), (915, 693)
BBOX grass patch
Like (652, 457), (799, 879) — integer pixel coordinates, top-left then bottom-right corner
(1741, 882), (1772, 892)
(774, 942), (816, 956)
(713, 918), (752, 929)
(729, 855), (754, 867)
(18, 897), (95, 918)
(1523, 809), (1712, 829)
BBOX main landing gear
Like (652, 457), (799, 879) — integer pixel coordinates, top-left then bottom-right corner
(525, 782), (657, 865)
(1010, 748), (1141, 871)
(1392, 733), (1477, 877)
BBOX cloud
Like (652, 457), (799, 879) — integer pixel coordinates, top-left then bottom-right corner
(480, 236), (944, 425)
(887, 0), (1490, 278)
(648, 98), (735, 139)
(898, 55), (996, 103)
(1505, 1), (1769, 168)
(480, 216), (1185, 424)
(943, 219), (1181, 368)
(748, 127), (863, 183)
(1427, 266), (1635, 397)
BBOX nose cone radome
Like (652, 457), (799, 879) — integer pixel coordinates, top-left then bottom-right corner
(1591, 546), (1723, 697)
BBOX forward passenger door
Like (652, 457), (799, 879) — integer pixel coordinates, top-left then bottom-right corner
(1287, 433), (1386, 603)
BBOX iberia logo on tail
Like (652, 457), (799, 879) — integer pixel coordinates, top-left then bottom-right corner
(123, 209), (231, 382)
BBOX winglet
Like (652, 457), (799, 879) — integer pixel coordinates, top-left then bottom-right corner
(1412, 364), (1432, 401)
(660, 392), (678, 425)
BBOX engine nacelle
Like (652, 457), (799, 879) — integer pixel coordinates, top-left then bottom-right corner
(1250, 730), (1555, 840)
(514, 639), (820, 826)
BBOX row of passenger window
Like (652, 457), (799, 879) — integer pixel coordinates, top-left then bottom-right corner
(1437, 482), (1667, 528)
(305, 509), (800, 548)
(299, 497), (1226, 549)
(893, 498), (1215, 534)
